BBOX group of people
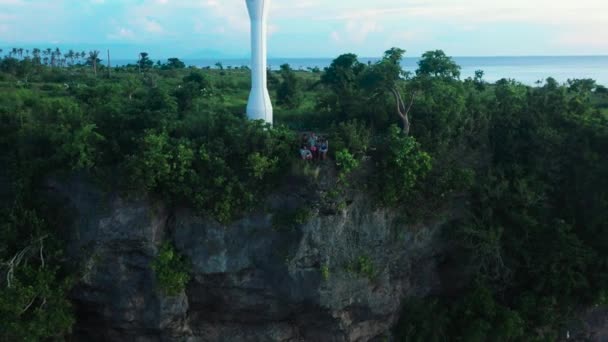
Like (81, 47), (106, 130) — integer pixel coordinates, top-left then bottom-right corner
(299, 132), (329, 161)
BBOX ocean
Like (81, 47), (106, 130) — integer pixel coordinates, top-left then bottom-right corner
(137, 56), (608, 86)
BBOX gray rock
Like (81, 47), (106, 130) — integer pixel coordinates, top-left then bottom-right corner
(53, 178), (454, 342)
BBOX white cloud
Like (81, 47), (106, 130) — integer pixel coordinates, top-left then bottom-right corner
(0, 0), (25, 5)
(1, 0), (606, 56)
(107, 27), (135, 40)
(141, 17), (164, 33)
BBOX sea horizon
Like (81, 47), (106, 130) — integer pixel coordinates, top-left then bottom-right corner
(110, 55), (608, 86)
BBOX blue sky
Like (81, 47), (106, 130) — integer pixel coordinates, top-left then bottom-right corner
(1, 0), (607, 59)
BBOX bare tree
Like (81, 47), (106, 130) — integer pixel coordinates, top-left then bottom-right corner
(391, 87), (415, 136)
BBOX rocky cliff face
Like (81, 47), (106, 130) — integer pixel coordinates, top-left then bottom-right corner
(50, 178), (456, 342)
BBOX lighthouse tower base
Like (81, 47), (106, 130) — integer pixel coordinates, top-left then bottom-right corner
(246, 88), (273, 123)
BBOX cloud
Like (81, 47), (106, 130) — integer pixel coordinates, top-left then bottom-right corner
(141, 17), (164, 34)
(107, 27), (135, 40)
(0, 0), (606, 57)
(0, 0), (25, 5)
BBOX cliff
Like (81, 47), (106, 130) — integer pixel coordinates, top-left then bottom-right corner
(48, 176), (459, 342)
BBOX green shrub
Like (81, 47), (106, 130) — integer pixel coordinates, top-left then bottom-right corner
(272, 207), (313, 230)
(0, 263), (75, 341)
(151, 242), (191, 296)
(347, 255), (375, 280)
(331, 119), (372, 158)
(127, 115), (296, 223)
(0, 207), (74, 341)
(395, 285), (525, 342)
(335, 149), (360, 184)
(373, 125), (432, 206)
(321, 264), (330, 281)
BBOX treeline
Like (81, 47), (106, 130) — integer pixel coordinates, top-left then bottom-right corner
(0, 47), (607, 340)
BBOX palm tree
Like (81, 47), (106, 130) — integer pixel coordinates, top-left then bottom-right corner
(67, 49), (75, 66)
(53, 48), (62, 67)
(88, 50), (100, 76)
(32, 48), (41, 64)
(43, 48), (51, 65)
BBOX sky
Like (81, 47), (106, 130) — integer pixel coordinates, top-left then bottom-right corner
(1, 0), (607, 59)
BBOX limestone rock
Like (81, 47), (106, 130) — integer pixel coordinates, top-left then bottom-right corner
(51, 178), (454, 341)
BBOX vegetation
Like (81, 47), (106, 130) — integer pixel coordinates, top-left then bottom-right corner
(347, 255), (376, 280)
(151, 242), (191, 296)
(0, 47), (607, 340)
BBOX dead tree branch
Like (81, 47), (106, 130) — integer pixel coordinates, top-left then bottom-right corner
(391, 87), (415, 136)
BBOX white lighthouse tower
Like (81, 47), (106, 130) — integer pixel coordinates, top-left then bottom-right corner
(246, 0), (273, 123)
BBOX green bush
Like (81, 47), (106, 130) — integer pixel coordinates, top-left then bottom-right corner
(335, 149), (360, 184)
(0, 206), (74, 341)
(321, 264), (330, 281)
(127, 114), (296, 223)
(373, 125), (432, 206)
(395, 285), (525, 342)
(330, 119), (372, 158)
(0, 263), (74, 341)
(276, 64), (302, 109)
(272, 207), (313, 230)
(151, 242), (191, 296)
(346, 255), (375, 280)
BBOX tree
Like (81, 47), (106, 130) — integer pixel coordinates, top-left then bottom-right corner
(267, 67), (280, 90)
(175, 71), (211, 111)
(276, 63), (301, 109)
(138, 52), (153, 72)
(66, 50), (75, 66)
(358, 47), (414, 134)
(567, 78), (596, 93)
(318, 53), (367, 119)
(391, 87), (415, 135)
(88, 50), (100, 76)
(416, 50), (461, 79)
(373, 125), (432, 205)
(381, 48), (413, 134)
(165, 58), (186, 69)
(30, 48), (40, 64)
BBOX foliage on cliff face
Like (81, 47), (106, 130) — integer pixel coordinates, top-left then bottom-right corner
(151, 242), (191, 296)
(126, 115), (295, 222)
(372, 125), (432, 206)
(0, 203), (74, 341)
(394, 75), (608, 341)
